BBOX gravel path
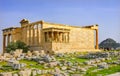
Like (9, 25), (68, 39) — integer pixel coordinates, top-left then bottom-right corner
(107, 73), (120, 76)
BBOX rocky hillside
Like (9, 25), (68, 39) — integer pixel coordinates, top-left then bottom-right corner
(99, 38), (120, 50)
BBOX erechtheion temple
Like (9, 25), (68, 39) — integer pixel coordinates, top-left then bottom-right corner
(2, 19), (99, 53)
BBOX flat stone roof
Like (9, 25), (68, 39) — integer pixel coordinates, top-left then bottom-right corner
(2, 27), (20, 31)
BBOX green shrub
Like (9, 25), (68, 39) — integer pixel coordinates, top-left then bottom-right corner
(6, 40), (29, 53)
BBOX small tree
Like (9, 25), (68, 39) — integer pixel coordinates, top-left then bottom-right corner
(6, 42), (16, 53)
(15, 40), (29, 53)
(6, 40), (29, 53)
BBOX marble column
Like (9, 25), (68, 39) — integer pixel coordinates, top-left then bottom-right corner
(57, 32), (59, 42)
(29, 26), (31, 45)
(59, 32), (62, 42)
(51, 31), (54, 42)
(65, 32), (67, 42)
(25, 27), (27, 44)
(46, 32), (49, 42)
(44, 32), (47, 42)
(64, 33), (66, 42)
(7, 34), (10, 45)
(61, 32), (63, 42)
(3, 35), (6, 53)
(10, 34), (12, 42)
(96, 29), (99, 49)
(37, 25), (39, 45)
(67, 32), (69, 42)
(33, 26), (35, 45)
(62, 32), (64, 42)
(26, 27), (29, 45)
(22, 27), (25, 42)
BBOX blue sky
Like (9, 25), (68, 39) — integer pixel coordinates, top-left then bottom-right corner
(0, 0), (120, 52)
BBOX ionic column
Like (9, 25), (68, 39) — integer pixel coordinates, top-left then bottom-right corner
(62, 32), (65, 42)
(59, 32), (62, 42)
(30, 26), (33, 45)
(26, 27), (29, 45)
(25, 27), (27, 44)
(51, 32), (54, 42)
(22, 27), (25, 42)
(46, 32), (49, 42)
(7, 34), (10, 45)
(57, 32), (59, 42)
(33, 26), (35, 45)
(37, 25), (39, 45)
(64, 33), (67, 42)
(96, 29), (99, 49)
(67, 32), (69, 42)
(10, 34), (12, 42)
(44, 32), (47, 42)
(62, 32), (63, 42)
(29, 26), (31, 45)
(3, 35), (6, 53)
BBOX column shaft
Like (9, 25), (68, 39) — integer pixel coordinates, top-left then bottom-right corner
(37, 25), (39, 45)
(51, 32), (54, 42)
(22, 28), (25, 42)
(33, 26), (35, 45)
(25, 27), (27, 44)
(10, 34), (12, 42)
(26, 27), (29, 45)
(29, 26), (31, 45)
(7, 34), (10, 45)
(3, 35), (6, 53)
(67, 32), (69, 42)
(46, 32), (49, 42)
(64, 33), (66, 42)
(96, 29), (99, 49)
(57, 32), (59, 42)
(62, 33), (64, 42)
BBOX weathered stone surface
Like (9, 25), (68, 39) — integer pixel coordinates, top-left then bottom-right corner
(95, 59), (101, 63)
(43, 55), (52, 62)
(61, 66), (67, 70)
(48, 61), (58, 68)
(36, 69), (41, 74)
(38, 61), (45, 64)
(80, 52), (110, 59)
(13, 63), (21, 70)
(32, 70), (37, 76)
(40, 50), (46, 57)
(12, 73), (18, 76)
(19, 69), (31, 76)
(0, 72), (12, 76)
(79, 68), (87, 72)
(56, 53), (64, 57)
(3, 53), (12, 58)
(54, 67), (61, 73)
(12, 63), (26, 70)
(84, 61), (91, 65)
(66, 61), (73, 66)
(97, 62), (109, 69)
(27, 51), (32, 57)
(13, 49), (23, 57)
(8, 59), (19, 66)
(71, 74), (83, 76)
(32, 51), (40, 56)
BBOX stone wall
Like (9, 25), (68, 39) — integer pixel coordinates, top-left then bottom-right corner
(69, 28), (95, 49)
(12, 28), (22, 42)
(42, 22), (97, 53)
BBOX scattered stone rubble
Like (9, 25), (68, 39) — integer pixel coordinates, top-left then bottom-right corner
(0, 50), (120, 76)
(7, 59), (26, 70)
(79, 51), (120, 59)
